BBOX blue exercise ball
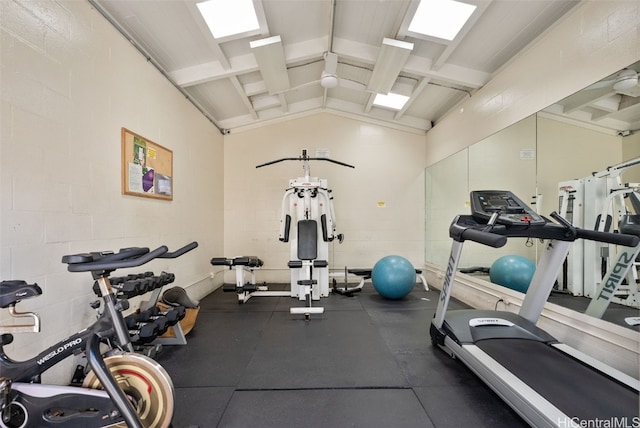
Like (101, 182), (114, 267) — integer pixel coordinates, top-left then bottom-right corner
(371, 255), (416, 299)
(489, 255), (536, 293)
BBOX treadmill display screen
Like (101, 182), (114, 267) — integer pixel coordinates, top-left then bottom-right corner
(470, 190), (545, 226)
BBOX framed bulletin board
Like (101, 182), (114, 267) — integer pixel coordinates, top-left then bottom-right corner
(121, 128), (173, 201)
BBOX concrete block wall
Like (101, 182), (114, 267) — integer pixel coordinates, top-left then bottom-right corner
(1, 0), (223, 384)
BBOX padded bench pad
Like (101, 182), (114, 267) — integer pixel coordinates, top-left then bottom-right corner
(210, 256), (264, 268)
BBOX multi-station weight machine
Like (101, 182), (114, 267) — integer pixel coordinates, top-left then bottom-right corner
(558, 156), (640, 322)
(256, 149), (354, 318)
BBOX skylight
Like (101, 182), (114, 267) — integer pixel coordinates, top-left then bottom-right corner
(408, 0), (476, 41)
(373, 93), (410, 110)
(197, 0), (260, 39)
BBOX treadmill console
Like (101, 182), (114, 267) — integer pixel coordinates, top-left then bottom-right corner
(470, 190), (545, 226)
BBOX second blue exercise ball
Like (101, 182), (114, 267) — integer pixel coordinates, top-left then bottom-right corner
(371, 255), (416, 299)
(489, 254), (536, 293)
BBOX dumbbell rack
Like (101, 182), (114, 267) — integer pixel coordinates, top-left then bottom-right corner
(92, 271), (189, 354)
(140, 285), (187, 346)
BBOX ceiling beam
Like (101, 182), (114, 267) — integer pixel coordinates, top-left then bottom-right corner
(251, 94), (281, 111)
(185, 2), (231, 70)
(333, 37), (489, 88)
(171, 32), (489, 94)
(561, 87), (617, 114)
(170, 53), (258, 87)
(169, 37), (327, 87)
(229, 76), (258, 119)
(395, 77), (431, 119)
(591, 96), (640, 121)
(367, 38), (414, 94)
(250, 35), (291, 94)
(403, 56), (489, 88)
(244, 81), (268, 97)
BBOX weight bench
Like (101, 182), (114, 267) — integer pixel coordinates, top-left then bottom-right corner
(289, 219), (325, 318)
(332, 267), (429, 296)
(210, 256), (288, 304)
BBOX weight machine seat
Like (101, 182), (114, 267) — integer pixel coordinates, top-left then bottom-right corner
(233, 257), (263, 268)
(0, 281), (42, 308)
(210, 256), (264, 268)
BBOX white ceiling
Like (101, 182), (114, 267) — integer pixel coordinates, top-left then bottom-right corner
(542, 60), (640, 136)
(91, 0), (591, 135)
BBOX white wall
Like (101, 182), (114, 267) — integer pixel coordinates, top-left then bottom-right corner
(1, 0), (223, 383)
(622, 134), (640, 183)
(425, 0), (640, 166)
(221, 113), (426, 283)
(537, 116), (622, 216)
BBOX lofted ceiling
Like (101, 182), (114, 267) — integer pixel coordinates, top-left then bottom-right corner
(542, 61), (640, 136)
(90, 0), (584, 135)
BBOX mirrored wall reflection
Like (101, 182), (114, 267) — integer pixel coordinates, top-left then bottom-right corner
(425, 61), (640, 331)
(425, 115), (537, 270)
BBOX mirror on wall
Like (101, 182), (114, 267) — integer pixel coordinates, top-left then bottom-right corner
(425, 60), (640, 330)
(425, 115), (537, 269)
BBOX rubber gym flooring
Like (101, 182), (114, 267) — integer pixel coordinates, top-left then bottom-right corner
(156, 283), (528, 428)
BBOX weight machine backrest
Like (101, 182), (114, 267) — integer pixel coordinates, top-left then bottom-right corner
(297, 220), (318, 260)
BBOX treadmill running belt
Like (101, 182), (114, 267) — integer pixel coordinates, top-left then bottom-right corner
(476, 338), (639, 421)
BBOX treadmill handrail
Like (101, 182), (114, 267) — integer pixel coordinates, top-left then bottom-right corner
(462, 228), (508, 248)
(451, 213), (640, 247)
(575, 226), (639, 246)
(449, 216), (507, 248)
(548, 211), (639, 246)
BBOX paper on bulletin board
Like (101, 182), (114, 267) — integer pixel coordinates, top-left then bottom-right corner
(128, 163), (144, 193)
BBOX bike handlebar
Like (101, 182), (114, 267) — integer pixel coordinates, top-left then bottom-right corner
(63, 241), (198, 273)
(65, 246), (168, 272)
(105, 247), (151, 261)
(159, 241), (199, 258)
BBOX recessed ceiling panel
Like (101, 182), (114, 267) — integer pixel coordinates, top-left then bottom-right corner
(102, 1), (219, 71)
(185, 79), (250, 120)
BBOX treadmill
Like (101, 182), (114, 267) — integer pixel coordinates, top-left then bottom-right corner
(430, 190), (640, 427)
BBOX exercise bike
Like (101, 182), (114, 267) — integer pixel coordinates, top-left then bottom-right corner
(0, 241), (198, 428)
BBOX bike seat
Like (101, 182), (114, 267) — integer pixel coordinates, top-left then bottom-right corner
(0, 280), (42, 308)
